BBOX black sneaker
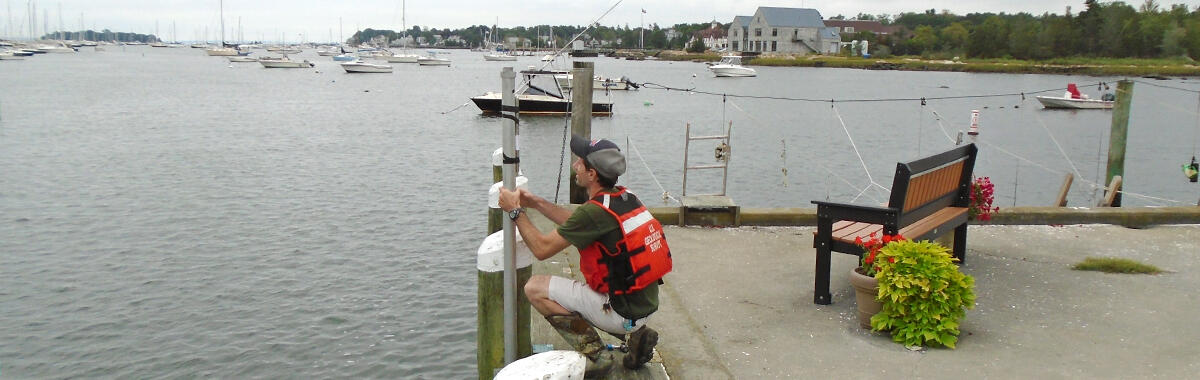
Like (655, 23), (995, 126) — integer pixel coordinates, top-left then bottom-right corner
(622, 326), (658, 369)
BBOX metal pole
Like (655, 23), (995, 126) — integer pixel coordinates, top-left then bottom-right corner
(569, 61), (594, 204)
(682, 123), (691, 196)
(1105, 79), (1133, 207)
(500, 66), (518, 365)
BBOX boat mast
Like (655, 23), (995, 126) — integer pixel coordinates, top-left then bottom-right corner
(218, 0), (224, 46)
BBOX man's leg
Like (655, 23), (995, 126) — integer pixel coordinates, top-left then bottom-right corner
(525, 274), (571, 316)
(527, 275), (613, 377)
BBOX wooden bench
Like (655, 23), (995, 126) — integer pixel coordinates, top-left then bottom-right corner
(811, 144), (978, 305)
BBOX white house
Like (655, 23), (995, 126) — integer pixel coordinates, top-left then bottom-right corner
(727, 7), (833, 55)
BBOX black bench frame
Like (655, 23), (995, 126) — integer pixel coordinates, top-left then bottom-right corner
(811, 144), (978, 305)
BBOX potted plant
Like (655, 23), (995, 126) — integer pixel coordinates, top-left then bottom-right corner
(848, 233), (904, 329)
(968, 176), (998, 221)
(870, 240), (976, 348)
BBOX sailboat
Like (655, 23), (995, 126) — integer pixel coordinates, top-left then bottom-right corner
(385, 0), (420, 63)
(205, 0), (239, 56)
(482, 20), (516, 61)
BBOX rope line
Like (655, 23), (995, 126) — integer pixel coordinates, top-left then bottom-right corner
(831, 104), (890, 200)
(976, 139), (1186, 205)
(552, 112), (570, 204)
(925, 107), (962, 144)
(439, 101), (472, 114)
(1131, 79), (1200, 94)
(637, 82), (1099, 104)
(626, 137), (680, 205)
(726, 98), (884, 202)
(1031, 106), (1088, 186)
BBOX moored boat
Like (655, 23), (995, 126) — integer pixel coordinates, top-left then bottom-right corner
(470, 69), (614, 116)
(709, 55), (756, 77)
(1035, 83), (1114, 109)
(383, 53), (420, 63)
(259, 57), (315, 68)
(483, 52), (517, 61)
(340, 60), (393, 73)
(417, 51), (451, 66)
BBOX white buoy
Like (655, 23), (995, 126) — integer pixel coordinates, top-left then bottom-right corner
(494, 350), (586, 380)
(967, 110), (980, 136)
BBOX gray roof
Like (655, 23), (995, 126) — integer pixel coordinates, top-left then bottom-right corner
(731, 16), (751, 27)
(757, 7), (825, 28)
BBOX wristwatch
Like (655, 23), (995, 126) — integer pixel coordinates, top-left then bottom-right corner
(507, 208), (524, 221)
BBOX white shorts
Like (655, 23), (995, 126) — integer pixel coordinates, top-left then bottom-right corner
(548, 276), (649, 336)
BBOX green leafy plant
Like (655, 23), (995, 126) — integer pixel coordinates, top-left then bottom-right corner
(870, 240), (975, 348)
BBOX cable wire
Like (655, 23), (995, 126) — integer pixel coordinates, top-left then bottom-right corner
(638, 82), (1099, 104)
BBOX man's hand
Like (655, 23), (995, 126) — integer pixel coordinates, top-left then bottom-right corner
(498, 187), (521, 212)
(517, 188), (539, 207)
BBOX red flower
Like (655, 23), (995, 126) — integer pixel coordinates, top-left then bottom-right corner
(856, 233), (906, 277)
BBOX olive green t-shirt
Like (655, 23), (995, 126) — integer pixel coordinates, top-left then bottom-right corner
(557, 197), (660, 320)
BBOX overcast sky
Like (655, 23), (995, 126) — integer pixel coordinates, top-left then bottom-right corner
(3, 0), (1197, 42)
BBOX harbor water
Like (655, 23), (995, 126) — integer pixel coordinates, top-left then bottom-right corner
(2, 47), (1198, 378)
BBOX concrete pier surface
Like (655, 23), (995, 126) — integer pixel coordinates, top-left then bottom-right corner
(522, 210), (1200, 379)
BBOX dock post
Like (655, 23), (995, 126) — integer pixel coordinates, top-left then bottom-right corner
(1055, 173), (1074, 207)
(488, 148), (506, 235)
(1106, 80), (1133, 207)
(478, 67), (532, 379)
(569, 61), (594, 204)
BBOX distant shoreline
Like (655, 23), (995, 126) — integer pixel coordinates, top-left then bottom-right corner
(650, 51), (1200, 77)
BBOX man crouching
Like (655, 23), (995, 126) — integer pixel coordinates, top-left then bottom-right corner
(498, 135), (671, 377)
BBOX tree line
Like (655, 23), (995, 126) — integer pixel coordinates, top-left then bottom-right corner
(849, 0), (1200, 59)
(351, 22), (717, 50)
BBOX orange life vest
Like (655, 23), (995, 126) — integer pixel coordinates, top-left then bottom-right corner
(579, 187), (672, 295)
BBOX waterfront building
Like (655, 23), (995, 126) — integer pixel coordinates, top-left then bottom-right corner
(727, 7), (839, 55)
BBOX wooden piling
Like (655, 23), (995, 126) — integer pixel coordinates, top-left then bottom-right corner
(569, 61), (594, 204)
(477, 233), (534, 380)
(1101, 175), (1123, 207)
(1055, 173), (1074, 207)
(1105, 80), (1133, 207)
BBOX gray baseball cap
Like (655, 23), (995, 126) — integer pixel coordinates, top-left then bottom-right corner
(570, 134), (626, 180)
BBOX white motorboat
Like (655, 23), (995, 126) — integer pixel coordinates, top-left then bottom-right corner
(556, 73), (638, 91)
(1035, 83), (1114, 109)
(206, 47), (239, 56)
(709, 56), (756, 77)
(341, 60), (393, 73)
(227, 56), (258, 63)
(483, 52), (517, 61)
(417, 51), (451, 66)
(37, 43), (76, 53)
(0, 52), (24, 60)
(1035, 96), (1114, 109)
(259, 57), (315, 68)
(383, 53), (420, 63)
